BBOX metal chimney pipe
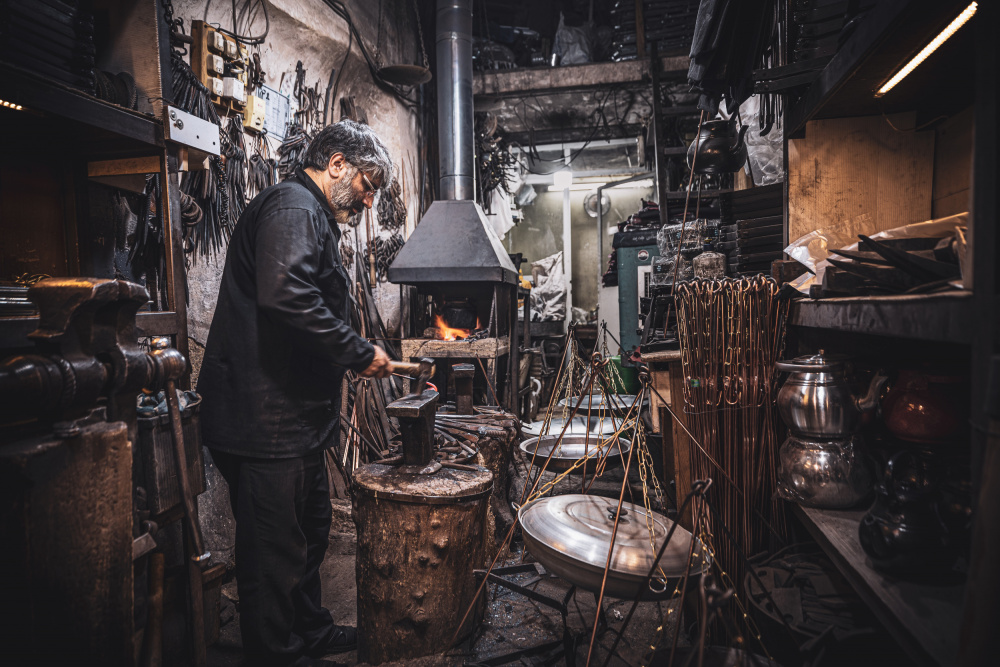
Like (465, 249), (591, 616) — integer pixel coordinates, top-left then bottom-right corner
(436, 0), (475, 201)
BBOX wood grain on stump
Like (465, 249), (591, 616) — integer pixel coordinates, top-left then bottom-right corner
(352, 463), (493, 664)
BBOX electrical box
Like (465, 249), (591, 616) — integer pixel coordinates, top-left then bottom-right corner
(207, 54), (224, 76)
(206, 76), (224, 98)
(223, 77), (245, 103)
(191, 20), (252, 114)
(244, 94), (266, 132)
(208, 30), (225, 53)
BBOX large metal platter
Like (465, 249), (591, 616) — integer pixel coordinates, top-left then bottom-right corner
(557, 393), (648, 414)
(519, 434), (629, 473)
(518, 494), (710, 600)
(521, 416), (619, 438)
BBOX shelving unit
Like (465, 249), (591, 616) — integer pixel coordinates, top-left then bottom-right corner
(0, 0), (189, 360)
(780, 0), (998, 661)
(794, 505), (964, 667)
(789, 291), (973, 343)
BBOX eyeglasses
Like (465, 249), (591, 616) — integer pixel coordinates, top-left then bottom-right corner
(360, 171), (377, 195)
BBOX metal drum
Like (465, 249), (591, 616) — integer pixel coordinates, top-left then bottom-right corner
(519, 434), (630, 473)
(518, 494), (710, 600)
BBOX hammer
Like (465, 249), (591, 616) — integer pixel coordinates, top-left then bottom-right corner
(393, 358), (436, 398)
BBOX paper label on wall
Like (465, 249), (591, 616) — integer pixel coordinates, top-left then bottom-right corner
(258, 85), (291, 140)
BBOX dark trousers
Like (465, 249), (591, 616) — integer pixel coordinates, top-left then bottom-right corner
(211, 449), (336, 666)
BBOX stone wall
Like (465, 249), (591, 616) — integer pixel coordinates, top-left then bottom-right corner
(173, 0), (424, 352)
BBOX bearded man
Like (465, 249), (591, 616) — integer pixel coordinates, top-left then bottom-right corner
(198, 120), (393, 666)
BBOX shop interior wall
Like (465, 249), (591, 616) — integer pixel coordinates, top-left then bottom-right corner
(507, 185), (653, 315)
(173, 0), (423, 378)
(788, 112), (935, 244)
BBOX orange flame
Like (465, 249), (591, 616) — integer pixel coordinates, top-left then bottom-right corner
(434, 314), (472, 341)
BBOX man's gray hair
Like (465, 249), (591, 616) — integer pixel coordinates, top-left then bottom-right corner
(302, 119), (393, 188)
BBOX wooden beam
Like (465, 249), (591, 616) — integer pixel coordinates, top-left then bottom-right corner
(401, 337), (510, 359)
(473, 56), (689, 98)
(87, 156), (161, 177)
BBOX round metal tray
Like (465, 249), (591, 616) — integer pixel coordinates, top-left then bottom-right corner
(518, 494), (710, 600)
(521, 416), (619, 439)
(519, 434), (630, 473)
(557, 393), (648, 415)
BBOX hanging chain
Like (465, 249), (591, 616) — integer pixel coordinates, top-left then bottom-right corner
(413, 0), (430, 69)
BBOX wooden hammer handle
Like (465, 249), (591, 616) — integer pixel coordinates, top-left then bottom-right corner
(393, 361), (423, 375)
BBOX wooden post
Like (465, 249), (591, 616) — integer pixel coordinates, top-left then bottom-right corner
(667, 358), (693, 530)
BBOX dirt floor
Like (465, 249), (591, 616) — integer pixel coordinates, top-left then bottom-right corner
(206, 497), (684, 667)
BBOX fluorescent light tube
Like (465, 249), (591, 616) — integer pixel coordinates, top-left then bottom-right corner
(875, 2), (977, 97)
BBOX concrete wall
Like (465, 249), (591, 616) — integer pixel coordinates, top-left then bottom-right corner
(175, 0), (424, 349)
(507, 185), (654, 314)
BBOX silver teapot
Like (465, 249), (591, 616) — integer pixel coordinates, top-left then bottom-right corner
(777, 434), (873, 508)
(775, 351), (888, 440)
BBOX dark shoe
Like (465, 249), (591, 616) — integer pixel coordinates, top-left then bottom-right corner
(306, 625), (357, 657)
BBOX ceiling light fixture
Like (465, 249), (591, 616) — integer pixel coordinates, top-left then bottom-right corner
(0, 99), (24, 110)
(875, 2), (977, 97)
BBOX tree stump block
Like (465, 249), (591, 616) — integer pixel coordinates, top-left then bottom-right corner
(352, 463), (493, 664)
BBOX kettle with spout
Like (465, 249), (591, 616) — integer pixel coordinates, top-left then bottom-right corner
(775, 351), (888, 440)
(687, 119), (749, 174)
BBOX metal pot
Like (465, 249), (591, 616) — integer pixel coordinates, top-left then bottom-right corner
(775, 351), (888, 439)
(519, 434), (629, 474)
(776, 434), (873, 508)
(517, 494), (710, 600)
(858, 450), (955, 575)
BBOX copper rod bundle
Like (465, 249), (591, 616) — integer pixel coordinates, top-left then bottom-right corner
(674, 276), (790, 611)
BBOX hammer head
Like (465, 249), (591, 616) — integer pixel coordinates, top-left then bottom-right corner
(394, 358), (436, 397)
(412, 357), (435, 397)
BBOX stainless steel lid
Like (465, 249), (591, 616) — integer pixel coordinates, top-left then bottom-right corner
(775, 350), (848, 373)
(519, 495), (706, 580)
(521, 416), (619, 438)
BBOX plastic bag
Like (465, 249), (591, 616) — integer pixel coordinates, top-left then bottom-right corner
(786, 212), (970, 294)
(530, 251), (567, 321)
(737, 95), (784, 186)
(485, 188), (515, 240)
(553, 13), (591, 65)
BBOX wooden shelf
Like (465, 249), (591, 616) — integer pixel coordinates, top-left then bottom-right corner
(793, 505), (964, 667)
(0, 311), (183, 350)
(0, 63), (164, 155)
(789, 291), (973, 343)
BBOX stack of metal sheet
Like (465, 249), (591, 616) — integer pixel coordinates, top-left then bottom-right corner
(0, 0), (96, 94)
(719, 183), (784, 276)
(610, 0), (700, 60)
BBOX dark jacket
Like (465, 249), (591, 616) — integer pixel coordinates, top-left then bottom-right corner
(198, 168), (375, 458)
